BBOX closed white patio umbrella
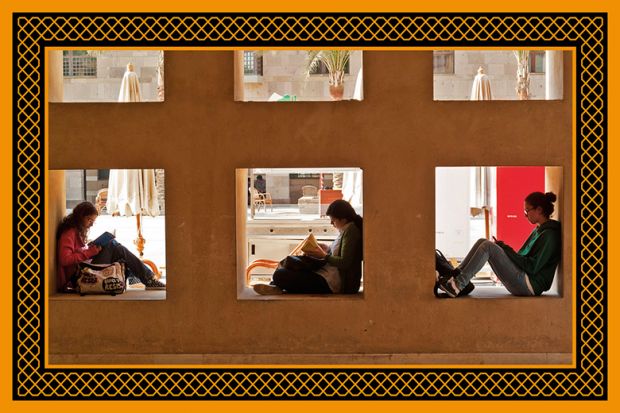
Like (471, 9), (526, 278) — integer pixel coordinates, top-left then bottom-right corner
(118, 62), (142, 102)
(470, 66), (492, 101)
(106, 169), (160, 262)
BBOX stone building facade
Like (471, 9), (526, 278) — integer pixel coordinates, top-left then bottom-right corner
(242, 50), (364, 101)
(433, 50), (557, 100)
(63, 50), (162, 102)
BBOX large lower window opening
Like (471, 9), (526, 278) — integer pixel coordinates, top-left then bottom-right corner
(50, 168), (167, 299)
(237, 168), (364, 298)
(435, 166), (563, 297)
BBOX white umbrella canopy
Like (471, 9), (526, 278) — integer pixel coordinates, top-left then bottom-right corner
(470, 66), (492, 100)
(105, 168), (160, 265)
(118, 62), (142, 102)
(106, 169), (160, 218)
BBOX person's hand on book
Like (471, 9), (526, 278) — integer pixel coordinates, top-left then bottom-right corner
(87, 243), (102, 254)
(318, 243), (330, 253)
(304, 246), (327, 259)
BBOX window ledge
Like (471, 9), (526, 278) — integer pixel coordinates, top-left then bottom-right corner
(50, 290), (166, 301)
(244, 75), (263, 83)
(238, 287), (364, 301)
(467, 285), (561, 299)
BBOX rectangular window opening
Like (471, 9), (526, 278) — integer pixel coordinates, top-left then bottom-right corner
(237, 167), (364, 299)
(433, 49), (563, 100)
(50, 168), (167, 300)
(237, 50), (363, 102)
(435, 166), (563, 298)
(54, 50), (165, 103)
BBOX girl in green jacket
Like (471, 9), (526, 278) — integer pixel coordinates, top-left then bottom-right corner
(253, 200), (363, 295)
(439, 192), (561, 298)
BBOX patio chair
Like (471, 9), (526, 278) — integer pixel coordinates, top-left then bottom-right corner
(95, 188), (108, 213)
(249, 187), (273, 212)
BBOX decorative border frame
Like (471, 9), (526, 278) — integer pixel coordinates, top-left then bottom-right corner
(13, 13), (606, 399)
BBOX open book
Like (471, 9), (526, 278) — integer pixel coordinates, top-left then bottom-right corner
(90, 231), (115, 247)
(299, 233), (322, 255)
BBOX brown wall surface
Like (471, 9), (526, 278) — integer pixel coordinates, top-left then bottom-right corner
(48, 51), (573, 358)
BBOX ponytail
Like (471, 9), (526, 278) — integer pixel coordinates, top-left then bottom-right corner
(525, 191), (557, 218)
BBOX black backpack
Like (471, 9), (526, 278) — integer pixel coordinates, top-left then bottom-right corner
(434, 249), (475, 298)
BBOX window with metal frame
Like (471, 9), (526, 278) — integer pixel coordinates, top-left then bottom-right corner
(63, 50), (97, 77)
(244, 51), (263, 76)
(433, 50), (455, 74)
(530, 51), (546, 73)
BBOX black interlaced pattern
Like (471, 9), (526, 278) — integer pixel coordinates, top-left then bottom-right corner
(13, 13), (606, 399)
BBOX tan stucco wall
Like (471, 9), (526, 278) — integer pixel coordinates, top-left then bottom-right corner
(48, 170), (66, 293)
(48, 51), (573, 360)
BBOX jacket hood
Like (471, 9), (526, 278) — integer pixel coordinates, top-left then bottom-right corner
(538, 219), (561, 233)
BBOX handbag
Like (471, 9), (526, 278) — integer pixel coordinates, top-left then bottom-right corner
(434, 249), (475, 298)
(76, 261), (126, 296)
(435, 249), (455, 278)
(279, 255), (327, 272)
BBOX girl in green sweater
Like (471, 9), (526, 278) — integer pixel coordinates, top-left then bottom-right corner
(439, 192), (561, 297)
(253, 200), (363, 295)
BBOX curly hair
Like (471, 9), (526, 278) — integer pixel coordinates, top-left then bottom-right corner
(56, 201), (98, 243)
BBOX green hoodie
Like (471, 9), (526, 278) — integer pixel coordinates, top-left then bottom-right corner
(498, 219), (562, 295)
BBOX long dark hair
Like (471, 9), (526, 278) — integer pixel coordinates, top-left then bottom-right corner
(325, 199), (363, 235)
(56, 201), (98, 243)
(525, 191), (557, 218)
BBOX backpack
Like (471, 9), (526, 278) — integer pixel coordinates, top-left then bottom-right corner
(434, 249), (475, 298)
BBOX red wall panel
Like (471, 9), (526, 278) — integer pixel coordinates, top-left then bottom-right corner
(496, 167), (545, 249)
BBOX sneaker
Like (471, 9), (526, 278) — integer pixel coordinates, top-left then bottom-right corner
(144, 278), (166, 290)
(459, 281), (475, 296)
(127, 276), (144, 288)
(438, 276), (461, 298)
(253, 284), (283, 295)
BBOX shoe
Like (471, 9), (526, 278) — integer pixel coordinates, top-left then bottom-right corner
(438, 276), (461, 298)
(144, 278), (166, 290)
(253, 284), (283, 295)
(127, 276), (144, 288)
(62, 282), (79, 294)
(459, 281), (475, 296)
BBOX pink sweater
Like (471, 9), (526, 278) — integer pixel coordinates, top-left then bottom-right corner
(57, 227), (99, 290)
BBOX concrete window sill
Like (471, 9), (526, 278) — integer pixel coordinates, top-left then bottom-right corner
(238, 287), (364, 301)
(465, 284), (561, 299)
(49, 289), (166, 301)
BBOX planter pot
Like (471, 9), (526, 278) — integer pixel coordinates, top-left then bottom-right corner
(329, 84), (345, 101)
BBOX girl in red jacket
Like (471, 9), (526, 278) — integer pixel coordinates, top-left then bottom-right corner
(56, 201), (165, 292)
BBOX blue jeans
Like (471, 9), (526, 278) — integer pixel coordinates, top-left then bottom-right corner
(456, 238), (534, 296)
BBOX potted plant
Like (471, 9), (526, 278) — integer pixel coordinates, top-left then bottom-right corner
(306, 50), (351, 101)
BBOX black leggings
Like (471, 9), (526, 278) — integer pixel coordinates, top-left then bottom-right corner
(272, 267), (332, 294)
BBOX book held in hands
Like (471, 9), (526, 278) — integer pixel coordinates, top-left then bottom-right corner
(91, 231), (115, 247)
(299, 233), (322, 255)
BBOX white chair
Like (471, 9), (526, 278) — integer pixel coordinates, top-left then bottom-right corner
(249, 187), (273, 212)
